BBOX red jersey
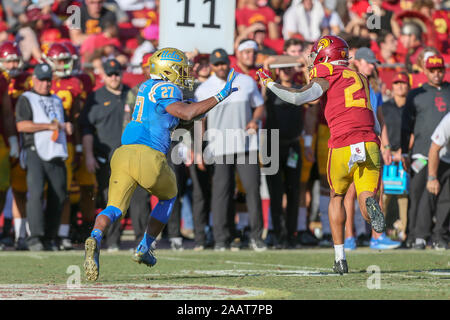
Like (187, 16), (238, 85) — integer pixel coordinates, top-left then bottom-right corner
(309, 63), (379, 148)
(3, 71), (33, 108)
(432, 10), (450, 53)
(51, 76), (85, 115)
(51, 76), (84, 143)
(235, 6), (276, 30)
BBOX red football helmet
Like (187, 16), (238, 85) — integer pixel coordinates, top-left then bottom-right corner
(309, 35), (349, 68)
(60, 41), (80, 72)
(0, 41), (23, 77)
(43, 43), (73, 77)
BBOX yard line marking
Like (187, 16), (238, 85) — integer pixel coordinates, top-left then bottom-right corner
(224, 260), (331, 271)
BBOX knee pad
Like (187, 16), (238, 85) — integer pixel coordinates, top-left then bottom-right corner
(97, 205), (122, 224)
(150, 197), (176, 224)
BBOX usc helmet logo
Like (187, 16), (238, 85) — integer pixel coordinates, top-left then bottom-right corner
(318, 38), (331, 50)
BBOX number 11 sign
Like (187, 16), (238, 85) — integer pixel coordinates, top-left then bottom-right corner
(160, 0), (236, 54)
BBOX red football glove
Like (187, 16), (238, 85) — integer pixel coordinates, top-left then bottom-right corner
(256, 68), (274, 87)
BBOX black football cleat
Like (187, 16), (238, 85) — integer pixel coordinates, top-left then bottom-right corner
(366, 197), (386, 233)
(333, 259), (348, 275)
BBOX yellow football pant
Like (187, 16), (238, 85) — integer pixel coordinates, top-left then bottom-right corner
(327, 141), (381, 197)
(107, 144), (177, 218)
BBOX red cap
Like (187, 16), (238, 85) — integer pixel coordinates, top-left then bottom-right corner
(392, 72), (409, 84)
(141, 52), (153, 67)
(425, 55), (445, 69)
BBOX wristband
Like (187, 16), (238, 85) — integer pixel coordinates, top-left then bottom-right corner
(303, 135), (312, 148)
(427, 175), (437, 181)
(383, 145), (391, 150)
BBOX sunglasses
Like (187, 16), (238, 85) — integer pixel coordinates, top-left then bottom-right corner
(106, 72), (121, 77)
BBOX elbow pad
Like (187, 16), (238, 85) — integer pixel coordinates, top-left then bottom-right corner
(267, 81), (323, 105)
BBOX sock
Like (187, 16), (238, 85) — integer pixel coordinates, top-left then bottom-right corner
(13, 218), (27, 241)
(137, 232), (155, 253)
(13, 218), (21, 241)
(297, 207), (307, 232)
(334, 244), (346, 262)
(58, 224), (70, 238)
(90, 229), (103, 247)
(319, 195), (331, 234)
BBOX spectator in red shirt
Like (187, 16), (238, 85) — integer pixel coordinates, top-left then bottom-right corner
(80, 18), (123, 65)
(349, 0), (370, 18)
(236, 0), (280, 40)
(411, 0), (450, 54)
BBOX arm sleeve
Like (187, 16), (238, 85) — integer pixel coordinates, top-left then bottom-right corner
(15, 95), (33, 122)
(267, 81), (324, 106)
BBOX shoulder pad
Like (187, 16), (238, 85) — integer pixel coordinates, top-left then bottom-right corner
(148, 81), (182, 103)
(309, 63), (334, 81)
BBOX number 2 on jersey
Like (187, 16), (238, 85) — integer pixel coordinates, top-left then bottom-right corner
(343, 69), (372, 110)
(132, 96), (145, 122)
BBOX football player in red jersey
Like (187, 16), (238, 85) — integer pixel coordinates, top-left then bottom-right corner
(60, 40), (98, 241)
(0, 41), (32, 249)
(258, 35), (386, 274)
(43, 42), (87, 250)
(0, 71), (16, 236)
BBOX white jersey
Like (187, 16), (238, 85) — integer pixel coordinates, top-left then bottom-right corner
(431, 112), (450, 164)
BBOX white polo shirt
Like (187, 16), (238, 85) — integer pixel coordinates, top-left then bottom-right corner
(195, 72), (264, 157)
(431, 112), (450, 164)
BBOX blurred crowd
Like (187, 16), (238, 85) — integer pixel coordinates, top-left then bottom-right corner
(0, 0), (450, 252)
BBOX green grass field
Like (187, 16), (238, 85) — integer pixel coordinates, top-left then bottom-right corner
(0, 247), (449, 300)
